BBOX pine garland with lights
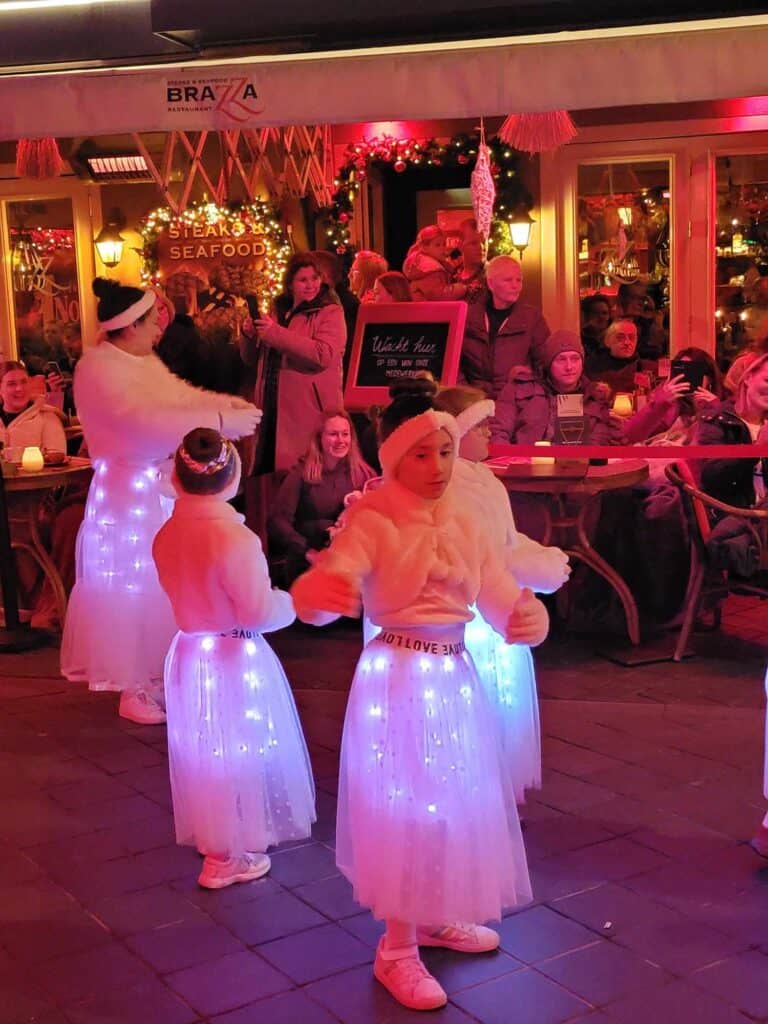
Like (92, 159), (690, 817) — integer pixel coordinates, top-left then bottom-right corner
(140, 200), (292, 307)
(322, 132), (532, 258)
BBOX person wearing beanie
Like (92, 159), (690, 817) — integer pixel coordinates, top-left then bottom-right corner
(291, 383), (547, 1012)
(490, 329), (684, 446)
(60, 278), (262, 725)
(152, 428), (314, 889)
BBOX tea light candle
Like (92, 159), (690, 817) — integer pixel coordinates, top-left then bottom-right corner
(21, 446), (44, 472)
(532, 440), (555, 466)
(612, 393), (634, 417)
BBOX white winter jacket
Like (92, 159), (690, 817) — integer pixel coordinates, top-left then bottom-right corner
(0, 397), (67, 453)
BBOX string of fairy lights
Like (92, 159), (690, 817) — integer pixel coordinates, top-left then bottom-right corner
(140, 200), (292, 307)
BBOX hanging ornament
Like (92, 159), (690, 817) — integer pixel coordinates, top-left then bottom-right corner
(15, 137), (64, 179)
(393, 159), (407, 173)
(498, 111), (577, 155)
(471, 120), (496, 242)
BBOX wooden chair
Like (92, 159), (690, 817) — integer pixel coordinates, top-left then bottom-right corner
(665, 461), (768, 661)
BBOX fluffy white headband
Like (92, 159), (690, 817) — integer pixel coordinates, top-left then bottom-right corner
(99, 290), (156, 331)
(378, 409), (460, 480)
(455, 399), (495, 438)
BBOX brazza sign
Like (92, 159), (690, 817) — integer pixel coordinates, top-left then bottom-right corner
(165, 76), (264, 123)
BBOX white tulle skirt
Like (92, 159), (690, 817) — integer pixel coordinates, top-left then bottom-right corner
(61, 458), (177, 693)
(165, 630), (316, 856)
(337, 625), (531, 925)
(465, 608), (541, 803)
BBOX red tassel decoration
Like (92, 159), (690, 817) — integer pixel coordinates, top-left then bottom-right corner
(498, 111), (577, 155)
(16, 137), (64, 179)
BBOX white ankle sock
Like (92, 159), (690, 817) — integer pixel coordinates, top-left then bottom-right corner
(381, 919), (418, 960)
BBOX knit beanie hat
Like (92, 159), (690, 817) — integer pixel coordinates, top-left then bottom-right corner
(93, 277), (155, 331)
(539, 330), (584, 370)
(175, 428), (238, 496)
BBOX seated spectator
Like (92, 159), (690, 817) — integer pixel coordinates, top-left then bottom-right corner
(372, 271), (412, 303)
(268, 410), (375, 584)
(724, 328), (768, 394)
(645, 347), (722, 447)
(585, 318), (650, 393)
(402, 226), (466, 301)
(460, 255), (550, 399)
(580, 294), (612, 356)
(349, 250), (388, 304)
(0, 359), (82, 629)
(696, 350), (768, 508)
(615, 282), (668, 359)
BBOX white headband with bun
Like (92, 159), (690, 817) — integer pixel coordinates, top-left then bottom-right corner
(455, 399), (495, 438)
(378, 409), (460, 480)
(99, 289), (156, 331)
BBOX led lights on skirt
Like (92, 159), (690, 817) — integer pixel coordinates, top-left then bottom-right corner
(337, 624), (531, 924)
(60, 458), (177, 692)
(165, 630), (316, 855)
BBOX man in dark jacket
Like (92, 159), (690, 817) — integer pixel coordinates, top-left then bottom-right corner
(460, 255), (550, 398)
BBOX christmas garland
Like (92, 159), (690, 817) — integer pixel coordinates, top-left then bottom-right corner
(139, 199), (292, 306)
(322, 132), (532, 258)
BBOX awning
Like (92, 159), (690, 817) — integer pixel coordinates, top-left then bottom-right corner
(2, 15), (768, 140)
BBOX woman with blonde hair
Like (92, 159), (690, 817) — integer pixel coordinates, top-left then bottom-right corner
(402, 225), (466, 302)
(349, 250), (389, 303)
(269, 409), (375, 583)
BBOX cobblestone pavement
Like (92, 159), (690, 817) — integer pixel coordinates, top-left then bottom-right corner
(0, 597), (766, 1024)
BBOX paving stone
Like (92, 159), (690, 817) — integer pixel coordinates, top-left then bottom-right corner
(37, 942), (157, 1005)
(165, 950), (292, 1016)
(292, 872), (360, 919)
(0, 878), (75, 924)
(690, 950), (768, 1018)
(614, 914), (751, 975)
(257, 922), (372, 984)
(211, 889), (326, 945)
(61, 977), (199, 1024)
(420, 946), (523, 994)
(45, 776), (137, 809)
(306, 964), (476, 1023)
(450, 966), (591, 1024)
(0, 908), (110, 965)
(536, 940), (670, 1006)
(530, 838), (669, 902)
(605, 978), (750, 1024)
(89, 884), (204, 935)
(498, 905), (600, 963)
(267, 842), (339, 889)
(337, 911), (385, 949)
(212, 989), (339, 1024)
(125, 916), (245, 973)
(552, 881), (682, 938)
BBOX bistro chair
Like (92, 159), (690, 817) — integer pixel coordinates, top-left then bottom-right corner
(665, 461), (768, 661)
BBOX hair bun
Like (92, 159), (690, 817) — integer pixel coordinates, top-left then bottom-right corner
(182, 427), (223, 464)
(387, 374), (438, 402)
(92, 277), (121, 300)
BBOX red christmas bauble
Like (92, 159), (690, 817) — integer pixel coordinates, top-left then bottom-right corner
(457, 154), (469, 164)
(394, 159), (407, 173)
(339, 212), (349, 223)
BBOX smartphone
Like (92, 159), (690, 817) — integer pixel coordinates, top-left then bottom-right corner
(45, 361), (62, 375)
(670, 358), (706, 391)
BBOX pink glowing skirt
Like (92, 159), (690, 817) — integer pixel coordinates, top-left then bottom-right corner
(336, 624), (531, 925)
(61, 458), (176, 692)
(465, 609), (541, 803)
(165, 630), (316, 856)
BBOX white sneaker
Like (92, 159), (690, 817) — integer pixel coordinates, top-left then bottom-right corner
(198, 852), (271, 889)
(417, 922), (500, 953)
(373, 938), (447, 1011)
(119, 689), (167, 725)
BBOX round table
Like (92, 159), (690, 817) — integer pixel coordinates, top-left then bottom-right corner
(4, 458), (92, 627)
(491, 458), (649, 644)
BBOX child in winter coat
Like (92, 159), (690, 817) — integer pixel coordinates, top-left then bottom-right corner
(153, 428), (315, 889)
(291, 386), (547, 1011)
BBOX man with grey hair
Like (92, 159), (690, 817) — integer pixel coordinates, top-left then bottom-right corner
(460, 255), (550, 398)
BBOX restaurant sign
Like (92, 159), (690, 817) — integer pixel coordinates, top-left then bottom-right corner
(165, 75), (264, 124)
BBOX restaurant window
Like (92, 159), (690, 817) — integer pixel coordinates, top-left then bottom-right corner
(714, 153), (768, 371)
(5, 197), (82, 378)
(577, 159), (671, 359)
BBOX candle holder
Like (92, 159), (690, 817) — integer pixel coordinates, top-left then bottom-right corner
(532, 441), (555, 466)
(612, 393), (634, 417)
(21, 447), (44, 472)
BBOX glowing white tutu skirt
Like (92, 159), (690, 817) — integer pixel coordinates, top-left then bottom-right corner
(166, 630), (316, 855)
(337, 625), (531, 925)
(465, 608), (541, 803)
(61, 459), (176, 692)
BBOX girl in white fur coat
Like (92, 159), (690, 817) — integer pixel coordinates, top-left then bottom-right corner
(435, 385), (570, 803)
(61, 279), (261, 725)
(291, 386), (548, 1012)
(153, 428), (315, 890)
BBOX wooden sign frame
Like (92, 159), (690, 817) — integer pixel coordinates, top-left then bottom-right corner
(343, 301), (467, 410)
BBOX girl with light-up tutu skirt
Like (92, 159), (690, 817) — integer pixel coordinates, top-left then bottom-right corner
(291, 386), (549, 1012)
(153, 428), (315, 889)
(61, 278), (261, 724)
(434, 385), (570, 802)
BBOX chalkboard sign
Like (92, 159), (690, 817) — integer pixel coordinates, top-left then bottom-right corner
(344, 301), (467, 410)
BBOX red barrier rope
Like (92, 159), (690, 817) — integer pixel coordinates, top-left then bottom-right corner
(488, 444), (768, 461)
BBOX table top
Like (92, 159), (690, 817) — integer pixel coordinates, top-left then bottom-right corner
(3, 457), (92, 493)
(489, 457), (649, 494)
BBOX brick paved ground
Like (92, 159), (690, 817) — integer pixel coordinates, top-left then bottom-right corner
(0, 596), (766, 1024)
